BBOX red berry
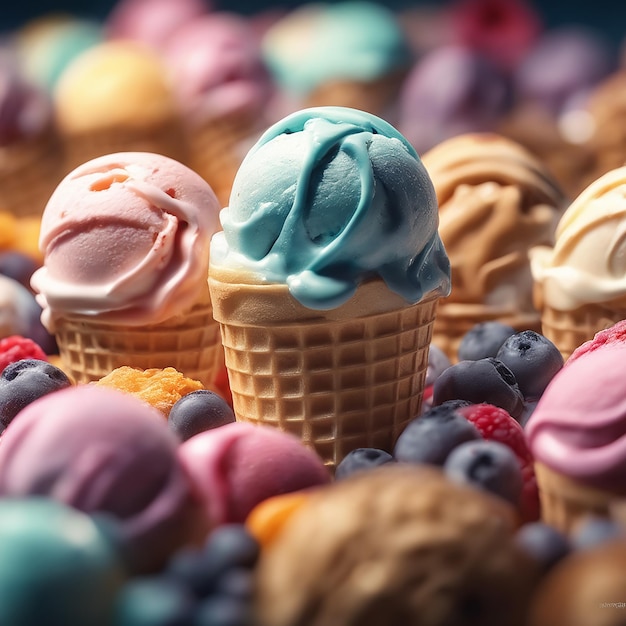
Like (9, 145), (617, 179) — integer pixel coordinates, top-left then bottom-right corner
(0, 336), (48, 373)
(458, 403), (539, 522)
(213, 365), (233, 407)
(457, 403), (531, 461)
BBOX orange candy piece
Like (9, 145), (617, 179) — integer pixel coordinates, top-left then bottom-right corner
(96, 366), (203, 416)
(246, 490), (314, 549)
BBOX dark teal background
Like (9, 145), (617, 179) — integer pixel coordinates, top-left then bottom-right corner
(2, 1), (623, 45)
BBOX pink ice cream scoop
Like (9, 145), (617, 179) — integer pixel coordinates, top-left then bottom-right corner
(105, 0), (211, 51)
(0, 385), (210, 574)
(526, 346), (626, 493)
(162, 12), (274, 123)
(178, 422), (331, 525)
(30, 151), (221, 331)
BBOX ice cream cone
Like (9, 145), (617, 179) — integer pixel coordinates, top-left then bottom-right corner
(0, 129), (62, 218)
(185, 110), (259, 208)
(60, 121), (187, 177)
(539, 303), (624, 362)
(535, 461), (615, 534)
(209, 272), (439, 471)
(54, 287), (224, 388)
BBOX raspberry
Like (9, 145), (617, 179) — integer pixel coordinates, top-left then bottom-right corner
(0, 336), (48, 373)
(457, 403), (531, 461)
(458, 403), (539, 522)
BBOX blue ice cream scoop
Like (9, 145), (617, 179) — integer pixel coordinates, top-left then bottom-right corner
(212, 106), (451, 310)
(0, 498), (125, 626)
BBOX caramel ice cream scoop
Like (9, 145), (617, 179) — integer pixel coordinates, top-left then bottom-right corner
(422, 133), (566, 361)
(254, 464), (538, 626)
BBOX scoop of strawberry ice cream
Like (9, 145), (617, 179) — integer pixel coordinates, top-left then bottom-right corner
(30, 151), (220, 331)
(178, 422), (331, 525)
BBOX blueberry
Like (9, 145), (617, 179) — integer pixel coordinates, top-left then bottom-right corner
(0, 252), (39, 292)
(444, 439), (523, 506)
(166, 525), (259, 599)
(394, 405), (482, 465)
(115, 577), (196, 626)
(458, 321), (516, 361)
(515, 522), (571, 573)
(495, 330), (564, 400)
(432, 358), (525, 419)
(0, 359), (71, 429)
(426, 343), (452, 387)
(168, 390), (235, 442)
(335, 448), (395, 479)
(193, 596), (252, 626)
(571, 516), (625, 550)
(214, 568), (254, 601)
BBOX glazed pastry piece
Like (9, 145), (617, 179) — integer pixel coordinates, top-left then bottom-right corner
(162, 12), (274, 206)
(530, 166), (626, 361)
(0, 385), (210, 574)
(209, 106), (450, 470)
(0, 498), (125, 626)
(254, 464), (538, 626)
(30, 151), (223, 387)
(525, 345), (626, 533)
(95, 366), (203, 416)
(421, 133), (566, 361)
(261, 2), (412, 120)
(528, 539), (626, 626)
(53, 41), (186, 173)
(179, 421), (330, 525)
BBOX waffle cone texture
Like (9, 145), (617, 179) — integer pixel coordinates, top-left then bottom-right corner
(54, 288), (224, 388)
(209, 271), (439, 470)
(535, 462), (616, 534)
(185, 111), (259, 208)
(0, 129), (62, 218)
(539, 303), (625, 362)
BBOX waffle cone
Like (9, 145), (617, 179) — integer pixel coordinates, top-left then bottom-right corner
(54, 289), (224, 389)
(209, 270), (439, 470)
(535, 462), (616, 534)
(0, 130), (63, 218)
(432, 301), (542, 362)
(60, 118), (187, 176)
(185, 111), (260, 207)
(539, 303), (624, 362)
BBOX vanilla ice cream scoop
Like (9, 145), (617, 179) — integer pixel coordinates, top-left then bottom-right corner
(531, 165), (626, 312)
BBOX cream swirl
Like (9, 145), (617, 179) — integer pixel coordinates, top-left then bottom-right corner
(530, 165), (626, 312)
(526, 345), (626, 493)
(31, 152), (220, 330)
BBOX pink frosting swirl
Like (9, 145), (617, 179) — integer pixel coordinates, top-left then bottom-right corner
(526, 345), (626, 493)
(31, 152), (220, 329)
